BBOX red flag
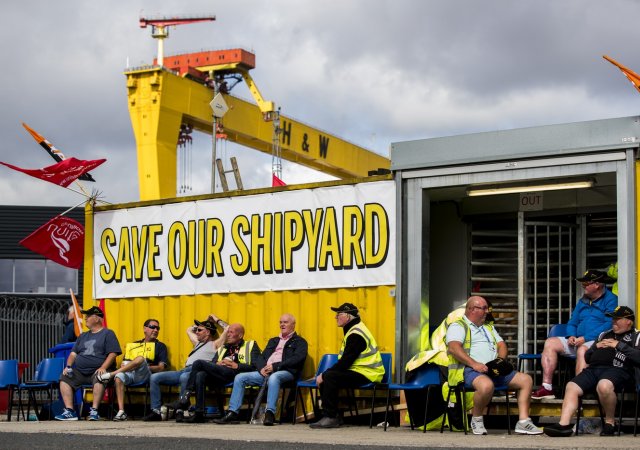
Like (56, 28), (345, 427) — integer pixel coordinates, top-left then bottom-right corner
(98, 299), (108, 328)
(22, 122), (96, 182)
(69, 289), (83, 337)
(0, 157), (105, 187)
(603, 55), (640, 94)
(19, 216), (84, 269)
(272, 173), (286, 187)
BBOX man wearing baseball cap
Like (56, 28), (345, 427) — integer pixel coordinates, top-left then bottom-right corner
(533, 269), (617, 400)
(544, 305), (640, 437)
(309, 302), (384, 429)
(54, 305), (121, 421)
(142, 314), (228, 421)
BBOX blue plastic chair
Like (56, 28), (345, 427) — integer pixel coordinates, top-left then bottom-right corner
(124, 379), (150, 418)
(383, 362), (441, 431)
(0, 360), (20, 422)
(517, 323), (569, 386)
(18, 357), (65, 420)
(441, 379), (513, 434)
(292, 353), (338, 424)
(351, 352), (392, 428)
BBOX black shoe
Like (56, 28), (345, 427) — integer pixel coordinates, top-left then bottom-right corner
(175, 410), (184, 423)
(263, 410), (275, 426)
(600, 422), (616, 436)
(143, 410), (162, 422)
(183, 411), (206, 423)
(543, 422), (574, 437)
(309, 416), (341, 429)
(213, 410), (240, 424)
(166, 394), (191, 411)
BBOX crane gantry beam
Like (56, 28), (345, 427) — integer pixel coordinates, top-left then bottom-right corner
(124, 66), (390, 200)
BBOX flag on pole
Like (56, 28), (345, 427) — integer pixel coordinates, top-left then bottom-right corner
(98, 298), (108, 328)
(603, 55), (640, 94)
(69, 289), (83, 337)
(0, 157), (106, 188)
(272, 173), (286, 187)
(19, 216), (84, 269)
(22, 122), (97, 182)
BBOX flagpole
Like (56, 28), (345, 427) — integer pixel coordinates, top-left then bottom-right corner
(57, 198), (89, 217)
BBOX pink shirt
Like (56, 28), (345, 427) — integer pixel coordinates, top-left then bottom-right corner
(266, 332), (293, 366)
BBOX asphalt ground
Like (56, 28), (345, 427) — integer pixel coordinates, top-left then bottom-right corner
(2, 419), (640, 450)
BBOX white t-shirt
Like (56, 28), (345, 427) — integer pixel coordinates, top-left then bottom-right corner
(445, 315), (503, 364)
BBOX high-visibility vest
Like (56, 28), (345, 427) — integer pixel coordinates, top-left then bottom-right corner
(216, 340), (255, 365)
(447, 318), (498, 386)
(339, 322), (384, 382)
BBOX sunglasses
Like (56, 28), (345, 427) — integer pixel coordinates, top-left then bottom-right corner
(146, 325), (160, 330)
(195, 328), (206, 332)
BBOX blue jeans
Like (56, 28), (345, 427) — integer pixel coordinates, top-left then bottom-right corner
(228, 370), (294, 414)
(149, 366), (192, 411)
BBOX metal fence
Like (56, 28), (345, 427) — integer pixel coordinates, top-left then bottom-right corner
(0, 295), (69, 380)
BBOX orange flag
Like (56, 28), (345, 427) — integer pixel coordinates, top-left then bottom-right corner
(69, 289), (83, 337)
(603, 55), (640, 94)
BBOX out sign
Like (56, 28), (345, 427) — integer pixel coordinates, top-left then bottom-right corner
(520, 192), (543, 211)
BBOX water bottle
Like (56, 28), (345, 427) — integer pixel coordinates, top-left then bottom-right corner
(66, 366), (74, 378)
(160, 405), (168, 421)
(251, 406), (265, 424)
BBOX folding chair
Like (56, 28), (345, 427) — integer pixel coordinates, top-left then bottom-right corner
(0, 360), (19, 422)
(292, 353), (338, 424)
(18, 357), (65, 420)
(383, 362), (441, 431)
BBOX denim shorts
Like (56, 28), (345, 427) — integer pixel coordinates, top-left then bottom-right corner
(115, 362), (151, 385)
(463, 366), (516, 388)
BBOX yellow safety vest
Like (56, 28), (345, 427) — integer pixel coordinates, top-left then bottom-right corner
(339, 322), (384, 382)
(447, 318), (498, 386)
(216, 340), (255, 365)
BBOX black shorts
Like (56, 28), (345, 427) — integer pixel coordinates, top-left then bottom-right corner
(571, 366), (632, 392)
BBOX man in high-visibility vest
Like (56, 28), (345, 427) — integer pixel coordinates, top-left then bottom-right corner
(167, 323), (261, 423)
(309, 302), (384, 429)
(446, 296), (542, 435)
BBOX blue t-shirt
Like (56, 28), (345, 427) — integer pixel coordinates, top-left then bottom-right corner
(72, 328), (122, 375)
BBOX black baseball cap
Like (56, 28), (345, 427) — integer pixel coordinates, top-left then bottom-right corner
(194, 319), (216, 331)
(80, 306), (104, 318)
(331, 303), (359, 316)
(606, 306), (635, 321)
(576, 269), (615, 284)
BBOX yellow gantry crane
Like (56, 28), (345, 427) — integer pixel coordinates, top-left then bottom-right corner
(127, 19), (390, 201)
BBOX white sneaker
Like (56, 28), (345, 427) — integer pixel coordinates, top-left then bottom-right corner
(470, 419), (487, 435)
(97, 372), (112, 383)
(515, 418), (543, 435)
(113, 410), (128, 421)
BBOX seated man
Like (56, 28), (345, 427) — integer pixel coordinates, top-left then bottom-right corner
(168, 323), (261, 423)
(98, 318), (169, 421)
(310, 303), (384, 429)
(54, 306), (121, 421)
(214, 313), (308, 426)
(446, 296), (542, 435)
(544, 306), (640, 437)
(142, 314), (228, 421)
(533, 270), (617, 399)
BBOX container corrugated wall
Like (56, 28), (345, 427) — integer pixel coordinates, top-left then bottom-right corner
(89, 288), (395, 378)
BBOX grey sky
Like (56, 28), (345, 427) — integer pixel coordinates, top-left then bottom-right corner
(2, 0), (640, 206)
